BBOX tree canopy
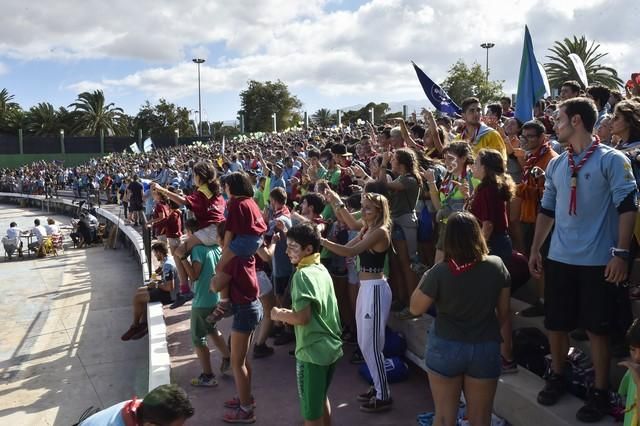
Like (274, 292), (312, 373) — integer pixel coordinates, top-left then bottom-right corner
(238, 80), (302, 132)
(441, 60), (505, 106)
(133, 99), (196, 140)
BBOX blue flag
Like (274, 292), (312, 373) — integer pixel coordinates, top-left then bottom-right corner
(412, 61), (461, 116)
(515, 26), (546, 123)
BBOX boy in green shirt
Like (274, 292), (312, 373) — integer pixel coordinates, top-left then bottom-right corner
(271, 222), (343, 426)
(619, 319), (640, 426)
(179, 220), (231, 387)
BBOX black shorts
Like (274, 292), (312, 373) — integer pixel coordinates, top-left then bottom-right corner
(148, 287), (173, 305)
(274, 275), (291, 297)
(543, 259), (616, 335)
(521, 222), (551, 257)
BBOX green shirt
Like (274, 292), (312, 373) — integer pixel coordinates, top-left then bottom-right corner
(291, 262), (343, 365)
(419, 256), (510, 342)
(190, 244), (222, 309)
(619, 370), (638, 426)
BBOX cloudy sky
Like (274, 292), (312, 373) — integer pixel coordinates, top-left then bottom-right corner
(0, 0), (636, 121)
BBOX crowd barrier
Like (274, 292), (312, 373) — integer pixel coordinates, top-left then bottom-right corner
(0, 193), (170, 392)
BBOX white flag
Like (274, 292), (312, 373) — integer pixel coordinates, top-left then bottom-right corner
(130, 142), (141, 153)
(143, 138), (154, 153)
(568, 53), (589, 88)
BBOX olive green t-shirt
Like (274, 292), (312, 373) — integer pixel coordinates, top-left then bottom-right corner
(419, 255), (510, 343)
(291, 263), (344, 365)
(390, 174), (420, 218)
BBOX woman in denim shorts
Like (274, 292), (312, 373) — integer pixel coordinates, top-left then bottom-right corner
(409, 212), (511, 426)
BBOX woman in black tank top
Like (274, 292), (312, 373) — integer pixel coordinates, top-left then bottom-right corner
(321, 193), (395, 411)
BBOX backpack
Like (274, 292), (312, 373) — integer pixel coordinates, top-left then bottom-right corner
(358, 356), (409, 384)
(383, 327), (407, 358)
(417, 206), (433, 242)
(512, 327), (550, 377)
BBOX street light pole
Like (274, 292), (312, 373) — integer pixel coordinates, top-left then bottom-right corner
(480, 42), (495, 82)
(192, 58), (206, 137)
(272, 113), (277, 132)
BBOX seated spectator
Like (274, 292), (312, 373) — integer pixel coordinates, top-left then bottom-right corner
(44, 217), (60, 236)
(2, 221), (24, 257)
(121, 241), (180, 341)
(78, 383), (194, 426)
(70, 218), (93, 248)
(29, 218), (47, 252)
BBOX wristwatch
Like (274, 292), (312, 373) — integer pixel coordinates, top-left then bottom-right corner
(610, 247), (630, 260)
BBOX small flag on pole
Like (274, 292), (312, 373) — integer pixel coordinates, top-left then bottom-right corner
(515, 26), (546, 123)
(411, 61), (461, 116)
(143, 138), (154, 153)
(130, 142), (141, 153)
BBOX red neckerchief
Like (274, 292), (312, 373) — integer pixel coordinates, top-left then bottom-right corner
(120, 398), (142, 426)
(273, 205), (291, 219)
(522, 142), (550, 182)
(567, 137), (600, 215)
(448, 259), (476, 276)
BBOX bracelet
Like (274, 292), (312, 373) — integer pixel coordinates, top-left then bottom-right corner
(427, 180), (436, 185)
(335, 203), (345, 210)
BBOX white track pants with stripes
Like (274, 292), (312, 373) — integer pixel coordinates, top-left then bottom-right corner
(356, 278), (392, 401)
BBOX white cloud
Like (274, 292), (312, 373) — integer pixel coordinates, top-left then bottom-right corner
(2, 0), (636, 116)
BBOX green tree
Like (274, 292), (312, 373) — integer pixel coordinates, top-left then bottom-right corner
(441, 60), (504, 106)
(133, 99), (196, 139)
(0, 88), (23, 133)
(312, 108), (335, 127)
(238, 80), (302, 132)
(341, 102), (389, 125)
(545, 35), (623, 89)
(69, 90), (124, 136)
(24, 102), (63, 135)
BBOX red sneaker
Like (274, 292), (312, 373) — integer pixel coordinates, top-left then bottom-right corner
(223, 406), (256, 423)
(224, 396), (256, 409)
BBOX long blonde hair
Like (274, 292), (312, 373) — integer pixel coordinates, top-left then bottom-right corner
(362, 192), (391, 230)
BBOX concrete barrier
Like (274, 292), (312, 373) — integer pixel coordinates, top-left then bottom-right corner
(0, 193), (170, 391)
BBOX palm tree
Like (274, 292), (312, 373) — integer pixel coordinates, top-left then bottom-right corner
(312, 108), (334, 128)
(545, 35), (623, 89)
(69, 90), (124, 136)
(0, 88), (22, 132)
(24, 103), (61, 135)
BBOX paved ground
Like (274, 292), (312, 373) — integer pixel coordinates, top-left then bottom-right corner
(165, 301), (434, 425)
(0, 205), (147, 426)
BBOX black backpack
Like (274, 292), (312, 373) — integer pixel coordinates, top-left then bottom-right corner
(512, 327), (550, 377)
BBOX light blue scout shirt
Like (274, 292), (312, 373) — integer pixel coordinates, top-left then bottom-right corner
(541, 141), (637, 266)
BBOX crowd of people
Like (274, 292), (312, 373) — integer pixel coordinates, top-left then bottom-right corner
(4, 80), (640, 425)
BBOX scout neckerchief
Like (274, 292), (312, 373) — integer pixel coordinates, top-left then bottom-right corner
(120, 397), (142, 426)
(522, 142), (550, 182)
(198, 183), (213, 199)
(296, 253), (321, 270)
(448, 258), (476, 276)
(462, 125), (480, 144)
(567, 137), (600, 216)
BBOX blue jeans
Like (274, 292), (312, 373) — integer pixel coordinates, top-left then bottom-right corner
(425, 324), (501, 379)
(232, 300), (263, 333)
(488, 232), (512, 265)
(229, 234), (263, 258)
